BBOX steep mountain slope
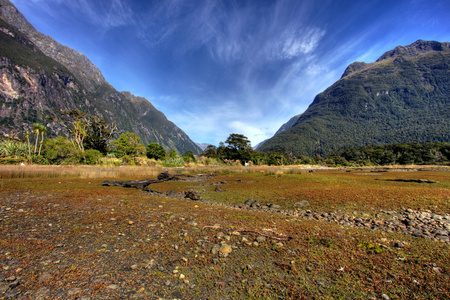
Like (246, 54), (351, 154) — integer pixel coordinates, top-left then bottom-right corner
(259, 40), (450, 157)
(0, 0), (201, 155)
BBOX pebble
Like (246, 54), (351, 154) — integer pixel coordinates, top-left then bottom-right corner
(211, 244), (221, 255)
(107, 284), (119, 290)
(219, 244), (232, 257)
(381, 294), (390, 300)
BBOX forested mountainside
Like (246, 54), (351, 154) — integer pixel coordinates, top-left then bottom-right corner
(259, 40), (450, 157)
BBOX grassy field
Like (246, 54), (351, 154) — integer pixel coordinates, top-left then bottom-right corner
(0, 165), (449, 299)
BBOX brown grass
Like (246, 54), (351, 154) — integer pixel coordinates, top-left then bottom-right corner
(0, 165), (449, 299)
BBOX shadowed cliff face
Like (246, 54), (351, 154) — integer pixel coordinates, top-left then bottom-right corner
(0, 0), (202, 155)
(0, 0), (107, 91)
(259, 40), (450, 157)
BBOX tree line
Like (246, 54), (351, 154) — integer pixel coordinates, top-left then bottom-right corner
(1, 110), (449, 166)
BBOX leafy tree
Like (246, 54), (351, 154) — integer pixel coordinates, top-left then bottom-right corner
(225, 134), (252, 151)
(182, 151), (196, 162)
(146, 143), (166, 160)
(83, 116), (117, 154)
(111, 132), (145, 159)
(168, 149), (177, 158)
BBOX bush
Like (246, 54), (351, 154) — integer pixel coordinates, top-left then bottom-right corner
(84, 149), (102, 165)
(42, 136), (83, 165)
(146, 143), (166, 160)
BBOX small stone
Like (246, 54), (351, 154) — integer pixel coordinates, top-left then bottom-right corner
(216, 232), (225, 239)
(128, 221), (134, 225)
(394, 242), (405, 248)
(295, 200), (310, 208)
(256, 236), (266, 243)
(6, 276), (16, 281)
(165, 280), (171, 286)
(316, 280), (326, 287)
(131, 264), (139, 270)
(219, 244), (232, 257)
(381, 294), (390, 300)
(179, 274), (185, 279)
(38, 272), (52, 283)
(107, 284), (119, 290)
(67, 287), (82, 296)
(211, 244), (221, 255)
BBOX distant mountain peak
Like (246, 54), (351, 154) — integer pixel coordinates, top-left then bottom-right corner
(376, 40), (450, 62)
(342, 40), (450, 79)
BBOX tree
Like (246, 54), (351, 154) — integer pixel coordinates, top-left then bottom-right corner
(37, 125), (47, 156)
(225, 133), (253, 162)
(32, 123), (46, 155)
(83, 116), (117, 154)
(111, 132), (145, 158)
(225, 134), (252, 151)
(32, 123), (41, 154)
(146, 143), (166, 160)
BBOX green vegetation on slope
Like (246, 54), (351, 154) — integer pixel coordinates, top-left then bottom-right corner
(259, 41), (450, 157)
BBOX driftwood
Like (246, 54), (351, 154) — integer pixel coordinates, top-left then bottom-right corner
(377, 178), (438, 184)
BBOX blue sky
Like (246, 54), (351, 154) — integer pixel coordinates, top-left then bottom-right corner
(11, 0), (450, 147)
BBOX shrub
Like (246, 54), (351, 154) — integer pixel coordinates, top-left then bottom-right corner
(84, 149), (102, 165)
(146, 143), (166, 160)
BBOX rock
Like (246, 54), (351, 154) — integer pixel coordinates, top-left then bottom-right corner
(244, 198), (257, 206)
(185, 190), (201, 200)
(295, 200), (310, 208)
(107, 284), (119, 290)
(215, 186), (224, 192)
(394, 242), (405, 248)
(256, 236), (266, 243)
(316, 280), (326, 287)
(211, 244), (221, 255)
(38, 272), (52, 283)
(67, 287), (82, 296)
(219, 244), (232, 257)
(157, 171), (173, 180)
(381, 294), (390, 300)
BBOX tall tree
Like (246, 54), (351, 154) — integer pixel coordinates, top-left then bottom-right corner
(111, 132), (145, 158)
(83, 116), (117, 154)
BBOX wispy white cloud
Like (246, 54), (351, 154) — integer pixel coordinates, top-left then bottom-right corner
(26, 0), (134, 30)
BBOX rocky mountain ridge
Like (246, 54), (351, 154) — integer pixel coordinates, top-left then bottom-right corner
(0, 0), (201, 155)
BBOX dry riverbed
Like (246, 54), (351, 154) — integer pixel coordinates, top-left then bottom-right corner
(1, 166), (449, 299)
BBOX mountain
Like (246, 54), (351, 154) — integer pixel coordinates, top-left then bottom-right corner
(254, 114), (301, 149)
(196, 143), (210, 151)
(0, 0), (201, 155)
(258, 40), (450, 157)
